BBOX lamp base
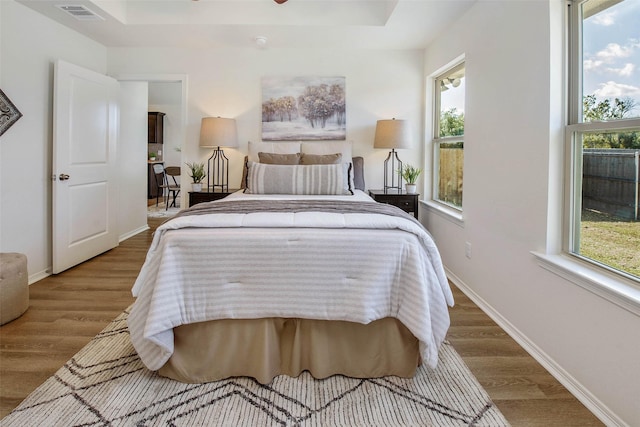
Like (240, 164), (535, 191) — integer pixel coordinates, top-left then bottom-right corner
(383, 149), (403, 194)
(206, 147), (230, 193)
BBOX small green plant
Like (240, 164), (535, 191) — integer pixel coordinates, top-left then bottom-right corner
(149, 152), (157, 159)
(185, 162), (206, 183)
(400, 164), (422, 184)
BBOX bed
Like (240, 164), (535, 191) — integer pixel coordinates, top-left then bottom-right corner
(128, 142), (454, 384)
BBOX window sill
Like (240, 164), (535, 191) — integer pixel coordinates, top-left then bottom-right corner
(421, 199), (464, 227)
(532, 252), (640, 317)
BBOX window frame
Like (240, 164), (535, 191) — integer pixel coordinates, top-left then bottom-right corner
(565, 120), (640, 284)
(431, 60), (465, 215)
(564, 0), (640, 285)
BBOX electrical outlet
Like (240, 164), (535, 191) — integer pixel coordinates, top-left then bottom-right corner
(465, 242), (472, 259)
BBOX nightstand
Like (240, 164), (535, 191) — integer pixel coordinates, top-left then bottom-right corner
(368, 189), (419, 219)
(188, 189), (239, 207)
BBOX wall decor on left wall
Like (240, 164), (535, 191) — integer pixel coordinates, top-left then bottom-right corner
(0, 89), (23, 137)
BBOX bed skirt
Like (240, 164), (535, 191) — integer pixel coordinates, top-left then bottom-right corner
(157, 317), (421, 384)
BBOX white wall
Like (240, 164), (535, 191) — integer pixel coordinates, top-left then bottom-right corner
(107, 47), (426, 192)
(118, 81), (149, 240)
(0, 1), (108, 281)
(423, 1), (639, 425)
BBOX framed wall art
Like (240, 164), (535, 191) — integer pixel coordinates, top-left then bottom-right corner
(0, 89), (23, 137)
(262, 76), (345, 141)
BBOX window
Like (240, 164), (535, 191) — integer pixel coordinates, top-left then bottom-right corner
(567, 0), (640, 281)
(433, 63), (465, 210)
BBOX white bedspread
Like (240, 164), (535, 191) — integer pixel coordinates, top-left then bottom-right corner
(128, 192), (454, 372)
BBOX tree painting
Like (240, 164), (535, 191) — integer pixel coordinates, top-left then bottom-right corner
(262, 76), (346, 141)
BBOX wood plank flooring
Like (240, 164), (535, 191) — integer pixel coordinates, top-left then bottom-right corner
(0, 217), (604, 425)
(447, 287), (604, 426)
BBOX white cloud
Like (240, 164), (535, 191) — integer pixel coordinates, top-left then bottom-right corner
(594, 81), (640, 98)
(584, 41), (638, 75)
(592, 11), (616, 26)
(605, 63), (636, 77)
(584, 58), (604, 71)
(596, 43), (634, 61)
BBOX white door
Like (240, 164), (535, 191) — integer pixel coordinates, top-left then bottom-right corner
(52, 60), (119, 274)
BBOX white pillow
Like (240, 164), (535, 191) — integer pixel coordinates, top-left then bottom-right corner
(248, 141), (301, 163)
(245, 162), (352, 195)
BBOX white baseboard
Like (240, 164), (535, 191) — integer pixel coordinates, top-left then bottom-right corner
(28, 269), (50, 285)
(445, 268), (627, 427)
(119, 224), (149, 243)
(28, 225), (149, 285)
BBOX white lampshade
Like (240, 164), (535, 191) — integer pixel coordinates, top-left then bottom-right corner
(373, 119), (411, 150)
(199, 117), (238, 148)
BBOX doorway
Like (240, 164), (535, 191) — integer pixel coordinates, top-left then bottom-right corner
(147, 81), (184, 218)
(117, 74), (187, 224)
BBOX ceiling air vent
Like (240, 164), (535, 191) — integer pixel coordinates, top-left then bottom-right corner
(56, 5), (105, 21)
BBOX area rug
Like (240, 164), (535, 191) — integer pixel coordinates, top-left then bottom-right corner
(1, 308), (510, 426)
(147, 201), (181, 218)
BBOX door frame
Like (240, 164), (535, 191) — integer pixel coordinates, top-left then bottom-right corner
(116, 74), (188, 213)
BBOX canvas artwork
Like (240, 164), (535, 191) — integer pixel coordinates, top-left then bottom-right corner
(0, 89), (23, 137)
(262, 76), (346, 141)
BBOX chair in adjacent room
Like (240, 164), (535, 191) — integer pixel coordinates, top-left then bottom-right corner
(164, 166), (181, 209)
(153, 164), (181, 209)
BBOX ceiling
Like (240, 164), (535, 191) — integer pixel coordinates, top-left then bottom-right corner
(16, 0), (476, 49)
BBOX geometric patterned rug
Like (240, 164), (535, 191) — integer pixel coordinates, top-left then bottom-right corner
(1, 308), (510, 426)
(147, 201), (181, 218)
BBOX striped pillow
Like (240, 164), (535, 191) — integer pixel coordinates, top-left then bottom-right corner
(245, 162), (352, 195)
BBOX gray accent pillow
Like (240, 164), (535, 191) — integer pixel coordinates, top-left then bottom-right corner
(299, 153), (342, 165)
(241, 156), (249, 189)
(245, 162), (351, 195)
(258, 152), (301, 165)
(352, 156), (365, 191)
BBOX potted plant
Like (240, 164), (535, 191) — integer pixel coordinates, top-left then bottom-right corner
(149, 152), (157, 161)
(401, 164), (422, 194)
(185, 162), (206, 191)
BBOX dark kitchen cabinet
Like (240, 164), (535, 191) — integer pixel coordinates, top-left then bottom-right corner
(148, 112), (165, 144)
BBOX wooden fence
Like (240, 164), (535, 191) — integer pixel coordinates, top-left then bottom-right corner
(439, 147), (463, 206)
(435, 148), (639, 220)
(582, 149), (640, 220)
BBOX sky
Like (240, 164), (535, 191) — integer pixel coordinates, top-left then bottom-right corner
(439, 76), (465, 115)
(583, 0), (640, 116)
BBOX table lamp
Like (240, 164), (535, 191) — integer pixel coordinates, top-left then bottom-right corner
(373, 118), (410, 193)
(199, 117), (238, 192)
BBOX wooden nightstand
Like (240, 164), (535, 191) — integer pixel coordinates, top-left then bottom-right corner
(188, 189), (239, 207)
(368, 189), (419, 219)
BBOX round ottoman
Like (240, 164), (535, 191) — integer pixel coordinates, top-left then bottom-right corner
(0, 253), (29, 325)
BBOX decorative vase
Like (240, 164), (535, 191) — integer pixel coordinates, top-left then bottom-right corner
(192, 183), (202, 192)
(405, 183), (417, 194)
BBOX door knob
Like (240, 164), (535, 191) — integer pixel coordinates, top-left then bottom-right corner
(59, 173), (70, 181)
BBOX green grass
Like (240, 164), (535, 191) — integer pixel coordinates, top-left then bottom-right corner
(580, 209), (640, 278)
